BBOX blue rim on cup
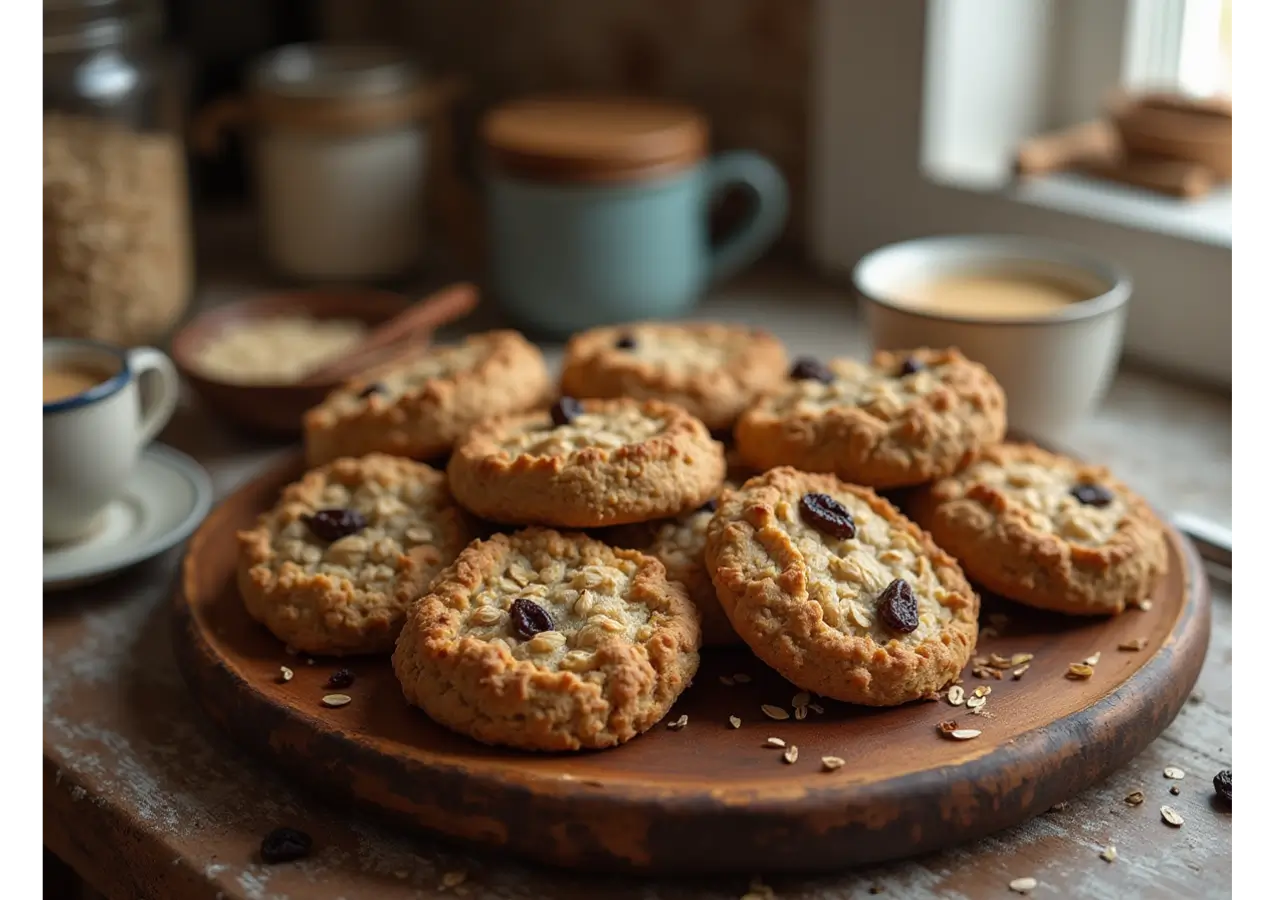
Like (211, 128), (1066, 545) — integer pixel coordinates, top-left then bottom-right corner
(852, 234), (1133, 327)
(43, 338), (133, 415)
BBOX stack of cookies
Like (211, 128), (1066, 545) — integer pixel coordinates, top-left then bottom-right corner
(236, 321), (1168, 753)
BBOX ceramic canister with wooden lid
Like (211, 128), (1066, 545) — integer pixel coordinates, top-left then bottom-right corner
(482, 96), (789, 335)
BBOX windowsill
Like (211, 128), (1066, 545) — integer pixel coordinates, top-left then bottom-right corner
(925, 163), (1232, 249)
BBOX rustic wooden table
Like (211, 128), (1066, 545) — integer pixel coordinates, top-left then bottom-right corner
(44, 268), (1233, 900)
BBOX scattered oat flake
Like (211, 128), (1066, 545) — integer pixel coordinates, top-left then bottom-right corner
(766, 736), (786, 748)
(1066, 663), (1094, 679)
(719, 675), (736, 686)
(972, 685), (991, 698)
(973, 656), (989, 667)
(1009, 876), (1038, 893)
(1137, 599), (1153, 611)
(667, 714), (689, 730)
(947, 685), (966, 705)
(278, 666), (293, 683)
(966, 696), (986, 710)
(809, 702), (825, 714)
(1012, 664), (1030, 679)
(822, 756), (846, 771)
(1119, 638), (1149, 652)
(762, 704), (790, 721)
(1100, 845), (1118, 863)
(1125, 790), (1145, 806)
(795, 705), (808, 721)
(1084, 652), (1102, 666)
(321, 693), (351, 708)
(1164, 766), (1185, 780)
(729, 715), (742, 729)
(792, 691), (811, 708)
(441, 870), (467, 888)
(988, 653), (1013, 668)
(1010, 652), (1033, 665)
(783, 744), (799, 764)
(948, 729), (981, 740)
(733, 673), (753, 683)
(1160, 805), (1184, 827)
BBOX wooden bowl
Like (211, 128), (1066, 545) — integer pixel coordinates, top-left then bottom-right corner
(171, 289), (413, 437)
(1109, 92), (1232, 180)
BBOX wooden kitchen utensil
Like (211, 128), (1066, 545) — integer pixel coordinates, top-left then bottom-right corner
(302, 283), (478, 384)
(174, 452), (1211, 875)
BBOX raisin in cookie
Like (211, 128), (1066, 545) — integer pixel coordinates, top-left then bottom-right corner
(704, 467), (979, 706)
(304, 330), (551, 467)
(908, 443), (1167, 615)
(392, 528), (700, 751)
(559, 322), (789, 431)
(238, 454), (475, 655)
(447, 397), (726, 528)
(734, 348), (1006, 488)
(606, 486), (741, 647)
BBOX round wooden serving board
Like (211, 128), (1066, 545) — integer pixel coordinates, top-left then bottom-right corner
(174, 453), (1210, 875)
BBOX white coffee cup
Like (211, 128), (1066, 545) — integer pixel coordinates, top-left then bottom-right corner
(43, 339), (181, 544)
(852, 235), (1131, 442)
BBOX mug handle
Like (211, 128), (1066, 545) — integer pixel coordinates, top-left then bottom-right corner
(706, 150), (790, 285)
(127, 347), (180, 447)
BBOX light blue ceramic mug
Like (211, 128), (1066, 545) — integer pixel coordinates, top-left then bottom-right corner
(485, 99), (789, 336)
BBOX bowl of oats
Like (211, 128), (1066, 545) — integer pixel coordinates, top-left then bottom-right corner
(172, 288), (430, 435)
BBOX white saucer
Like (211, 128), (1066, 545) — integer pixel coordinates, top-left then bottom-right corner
(44, 444), (214, 592)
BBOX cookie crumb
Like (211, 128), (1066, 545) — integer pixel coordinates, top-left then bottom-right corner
(1124, 790), (1145, 806)
(1137, 598), (1153, 611)
(1163, 766), (1185, 780)
(728, 715), (742, 729)
(1118, 638), (1149, 651)
(765, 737), (786, 748)
(441, 870), (467, 888)
(1160, 805), (1184, 827)
(278, 666), (293, 683)
(667, 714), (689, 731)
(821, 756), (846, 771)
(1083, 652), (1102, 666)
(321, 693), (351, 708)
(761, 704), (790, 721)
(1066, 663), (1094, 680)
(782, 744), (799, 764)
(947, 685), (965, 706)
(1009, 876), (1038, 893)
(1012, 664), (1030, 680)
(1100, 845), (1118, 863)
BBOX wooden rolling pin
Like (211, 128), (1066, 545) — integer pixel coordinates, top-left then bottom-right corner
(1014, 120), (1121, 177)
(302, 283), (478, 385)
(1080, 156), (1215, 199)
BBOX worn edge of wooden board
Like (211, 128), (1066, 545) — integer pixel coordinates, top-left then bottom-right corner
(172, 453), (1211, 875)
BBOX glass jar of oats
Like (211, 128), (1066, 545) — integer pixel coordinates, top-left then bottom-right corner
(44, 0), (192, 346)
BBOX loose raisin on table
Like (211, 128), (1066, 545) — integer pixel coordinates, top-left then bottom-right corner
(1214, 769), (1232, 804)
(899, 356), (924, 376)
(510, 597), (554, 639)
(260, 827), (313, 864)
(799, 492), (856, 539)
(789, 357), (834, 384)
(615, 334), (637, 350)
(357, 382), (385, 399)
(1070, 483), (1114, 507)
(326, 669), (355, 689)
(878, 578), (919, 633)
(304, 508), (368, 542)
(550, 397), (583, 427)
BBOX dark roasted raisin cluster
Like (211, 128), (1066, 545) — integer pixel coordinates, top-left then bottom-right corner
(799, 492), (856, 539)
(510, 597), (554, 639)
(304, 508), (368, 542)
(1070, 483), (1114, 507)
(877, 579), (919, 633)
(550, 397), (583, 427)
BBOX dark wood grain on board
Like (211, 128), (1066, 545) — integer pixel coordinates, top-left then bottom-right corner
(171, 452), (1211, 875)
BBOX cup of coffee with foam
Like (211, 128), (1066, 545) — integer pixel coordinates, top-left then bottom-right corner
(44, 339), (181, 544)
(853, 235), (1131, 441)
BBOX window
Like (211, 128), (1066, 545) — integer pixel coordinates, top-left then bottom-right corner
(810, 0), (1231, 385)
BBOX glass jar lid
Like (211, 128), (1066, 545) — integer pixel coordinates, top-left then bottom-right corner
(250, 44), (420, 101)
